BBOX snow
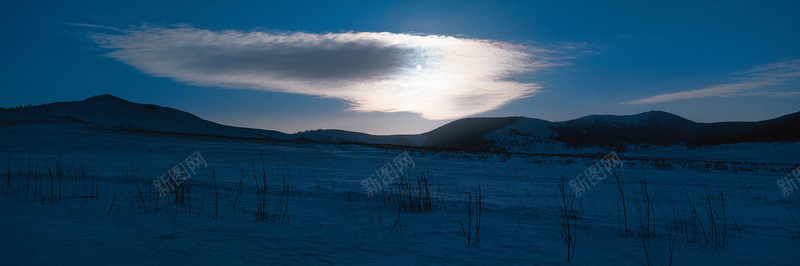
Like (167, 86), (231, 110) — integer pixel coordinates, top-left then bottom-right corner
(2, 122), (799, 264)
(483, 118), (588, 154)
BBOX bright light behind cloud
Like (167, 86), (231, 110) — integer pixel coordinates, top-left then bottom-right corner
(92, 25), (555, 119)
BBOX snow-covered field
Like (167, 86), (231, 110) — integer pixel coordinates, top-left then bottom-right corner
(1, 123), (799, 265)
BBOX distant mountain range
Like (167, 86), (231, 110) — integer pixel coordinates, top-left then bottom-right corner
(2, 94), (799, 153)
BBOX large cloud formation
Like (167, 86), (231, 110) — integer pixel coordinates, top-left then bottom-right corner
(93, 25), (553, 119)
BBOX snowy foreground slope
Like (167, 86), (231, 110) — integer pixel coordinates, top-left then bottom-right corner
(1, 122), (799, 265)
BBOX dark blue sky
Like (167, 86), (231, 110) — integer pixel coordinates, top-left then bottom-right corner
(2, 0), (799, 134)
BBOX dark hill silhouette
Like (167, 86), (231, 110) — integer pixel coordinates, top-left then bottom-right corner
(2, 95), (798, 152)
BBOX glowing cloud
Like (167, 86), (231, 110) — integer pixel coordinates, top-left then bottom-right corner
(92, 25), (555, 119)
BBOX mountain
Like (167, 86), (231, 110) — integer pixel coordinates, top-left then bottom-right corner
(3, 94), (294, 140)
(551, 111), (701, 148)
(2, 95), (798, 152)
(692, 111), (800, 145)
(443, 110), (800, 152)
(422, 117), (521, 150)
(295, 129), (425, 146)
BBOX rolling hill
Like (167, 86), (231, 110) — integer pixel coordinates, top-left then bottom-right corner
(2, 95), (798, 153)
